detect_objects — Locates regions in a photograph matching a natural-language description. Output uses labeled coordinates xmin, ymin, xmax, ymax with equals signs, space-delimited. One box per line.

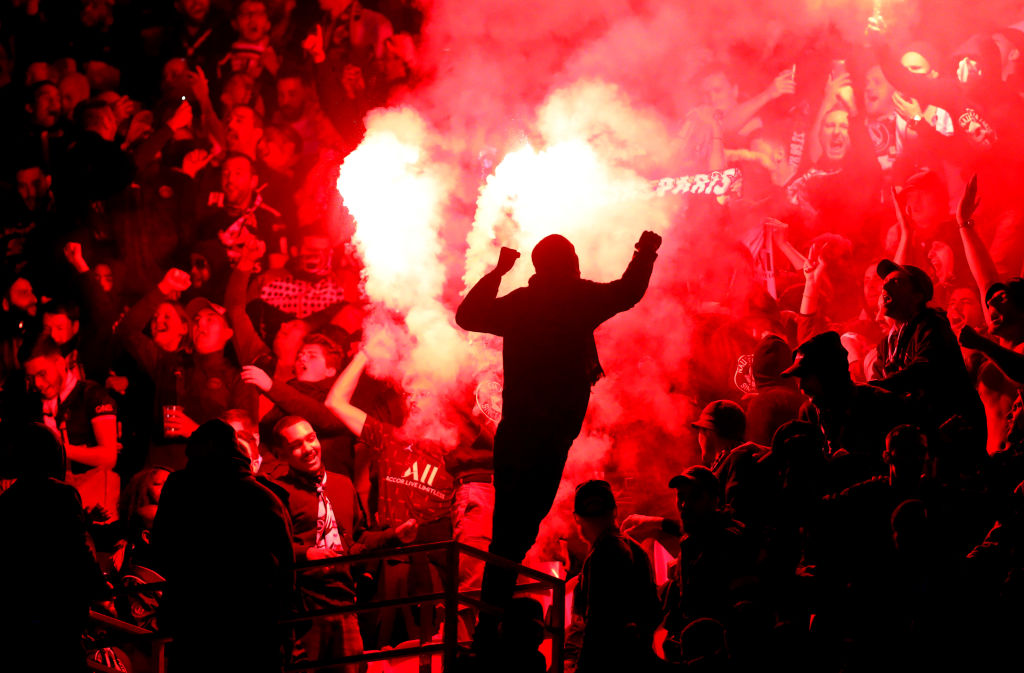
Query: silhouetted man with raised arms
xmin=456 ymin=230 xmax=662 ymax=650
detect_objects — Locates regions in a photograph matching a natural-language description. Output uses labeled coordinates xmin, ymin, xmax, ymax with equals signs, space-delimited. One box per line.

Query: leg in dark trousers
xmin=475 ymin=420 xmax=573 ymax=648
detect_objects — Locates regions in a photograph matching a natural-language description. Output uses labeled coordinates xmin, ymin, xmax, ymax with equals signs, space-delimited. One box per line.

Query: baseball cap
xmin=668 ymin=465 xmax=721 ymax=497
xmin=876 ymin=259 xmax=934 ymax=303
xmin=185 ymin=296 xmax=227 ymax=321
xmin=574 ymin=479 xmax=617 ymax=517
xmin=985 ymin=278 xmax=1024 ymax=309
xmin=781 ymin=331 xmax=848 ymax=378
xmin=691 ymin=400 xmax=746 ymax=442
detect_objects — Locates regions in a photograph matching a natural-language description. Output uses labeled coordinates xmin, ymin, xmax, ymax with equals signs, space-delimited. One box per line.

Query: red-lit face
xmin=227 ymin=419 xmax=262 ymax=472
xmin=281 ymin=420 xmax=322 ymax=475
xmin=152 ymin=302 xmax=189 ymax=351
xmin=94 ymin=264 xmax=114 ymax=293
xmin=192 ymin=309 xmax=232 ymax=354
xmin=30 ymin=84 xmax=60 ymax=129
xmin=234 ymin=1 xmax=271 ymax=43
xmin=7 ymin=277 xmax=38 ymax=316
xmin=16 ymin=166 xmax=49 ymax=212
xmin=901 ymin=51 xmax=932 ymax=76
xmin=701 ymin=72 xmax=738 ymax=113
xmin=226 ymin=106 xmax=262 ymax=154
xmin=987 ymin=290 xmax=1023 ymax=337
xmin=295 ymin=344 xmax=336 ymax=382
xmin=947 ymin=288 xmax=983 ymax=332
xmin=880 ymin=270 xmax=922 ymax=322
xmin=821 ymin=109 xmax=850 ymax=162
xmin=43 ymin=313 xmax=78 ymax=345
xmin=276 ymin=77 xmax=307 ymax=123
xmin=221 ymin=156 xmax=257 ymax=208
xmin=178 ymin=0 xmax=210 ymax=23
xmin=864 ymin=65 xmax=894 ymax=118
xmin=24 ymin=353 xmax=67 ymax=400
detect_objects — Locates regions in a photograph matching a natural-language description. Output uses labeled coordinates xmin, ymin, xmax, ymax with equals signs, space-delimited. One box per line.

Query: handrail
xmin=92 ymin=540 xmax=565 ymax=673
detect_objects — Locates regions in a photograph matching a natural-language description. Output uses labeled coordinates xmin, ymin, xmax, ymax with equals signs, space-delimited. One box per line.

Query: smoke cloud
xmin=338 ymin=0 xmax=1024 ymax=563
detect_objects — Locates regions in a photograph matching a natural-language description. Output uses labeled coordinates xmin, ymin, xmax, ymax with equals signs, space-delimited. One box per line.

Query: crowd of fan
xmin=4 ymin=1 xmax=1024 ymax=672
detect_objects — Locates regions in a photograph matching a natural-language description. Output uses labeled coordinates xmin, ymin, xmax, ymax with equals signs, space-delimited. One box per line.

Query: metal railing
xmin=88 ymin=540 xmax=565 ymax=673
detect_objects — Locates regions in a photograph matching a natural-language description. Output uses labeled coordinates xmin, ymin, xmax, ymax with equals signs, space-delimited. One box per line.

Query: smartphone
xmin=831 ymin=59 xmax=847 ymax=79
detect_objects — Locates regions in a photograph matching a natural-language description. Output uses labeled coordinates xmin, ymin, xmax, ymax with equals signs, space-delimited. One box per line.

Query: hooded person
xmin=0 ymin=422 xmax=105 ymax=672
xmin=456 ymin=230 xmax=661 ymax=652
xmin=743 ymin=334 xmax=807 ymax=446
xmin=150 ymin=420 xmax=294 ymax=673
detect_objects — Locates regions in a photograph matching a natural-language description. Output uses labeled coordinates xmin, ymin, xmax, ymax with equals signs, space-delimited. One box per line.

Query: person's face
xmin=234 ymin=1 xmax=271 ymax=43
xmin=821 ymin=109 xmax=850 ymax=162
xmin=81 ymin=0 xmax=113 ymax=28
xmin=947 ymin=288 xmax=983 ymax=331
xmin=904 ymin=188 xmax=947 ymax=232
xmin=863 ymin=65 xmax=895 ymax=118
xmin=152 ymin=302 xmax=189 ymax=349
xmin=926 ymin=241 xmax=955 ymax=283
xmin=16 ymin=166 xmax=49 ymax=212
xmin=227 ymin=419 xmax=262 ymax=472
xmin=24 ymin=353 xmax=67 ymax=400
xmin=178 ymin=0 xmax=210 ymax=23
xmin=676 ymin=485 xmax=715 ymax=527
xmin=281 ymin=420 xmax=322 ymax=474
xmin=298 ymin=236 xmax=331 ymax=275
xmin=380 ymin=37 xmax=412 ymax=83
xmin=43 ymin=313 xmax=78 ymax=345
xmin=796 ymin=370 xmax=824 ymax=401
xmin=93 ymin=263 xmax=114 ymax=293
xmin=697 ymin=429 xmax=714 ymax=467
xmin=295 ymin=344 xmax=336 ymax=382
xmin=192 ymin=309 xmax=232 ymax=354
xmin=987 ymin=289 xmax=1023 ymax=337
xmin=257 ymin=128 xmax=298 ymax=172
xmin=226 ymin=106 xmax=262 ymax=153
xmin=145 ymin=469 xmax=169 ymax=505
xmin=7 ymin=278 xmax=38 ymax=316
xmin=273 ymin=319 xmax=309 ymax=360
xmin=30 ymin=84 xmax=61 ymax=129
xmin=901 ymin=51 xmax=932 ymax=76
xmin=880 ymin=270 xmax=923 ymax=321
xmin=701 ymin=72 xmax=738 ymax=113
xmin=275 ymin=77 xmax=306 ymax=123
xmin=59 ymin=76 xmax=90 ymax=120
xmin=221 ymin=156 xmax=257 ymax=207
xmin=863 ymin=264 xmax=883 ymax=312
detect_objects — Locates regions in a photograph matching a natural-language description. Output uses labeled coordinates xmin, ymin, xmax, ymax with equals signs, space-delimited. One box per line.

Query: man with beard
xmin=194 ymin=152 xmax=286 ymax=269
xmin=1 ymin=160 xmax=60 ymax=278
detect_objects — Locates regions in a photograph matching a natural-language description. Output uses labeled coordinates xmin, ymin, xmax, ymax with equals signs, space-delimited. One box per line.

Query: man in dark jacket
xmin=873 ymin=259 xmax=987 ymax=460
xmin=271 ymin=415 xmax=412 ymax=671
xmin=456 ymin=231 xmax=661 ymax=646
xmin=566 ymin=480 xmax=660 ymax=673
xmin=151 ymin=420 xmax=295 ymax=673
xmin=784 ymin=331 xmax=903 ymax=475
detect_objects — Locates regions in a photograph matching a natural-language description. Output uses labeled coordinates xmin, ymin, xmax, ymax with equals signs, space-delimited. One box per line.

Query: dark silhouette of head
xmin=531 ymin=234 xmax=580 ymax=280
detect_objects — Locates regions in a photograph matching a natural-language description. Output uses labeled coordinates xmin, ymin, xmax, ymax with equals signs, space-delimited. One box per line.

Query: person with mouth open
xmin=871 ymin=258 xmax=987 ymax=464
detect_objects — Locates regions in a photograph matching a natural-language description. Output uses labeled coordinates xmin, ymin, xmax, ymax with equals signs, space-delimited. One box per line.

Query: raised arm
xmin=455 ymin=246 xmax=520 ymax=335
xmin=956 ymin=176 xmax=1000 ymax=315
xmin=720 ymin=69 xmax=795 ymax=138
xmin=584 ymin=231 xmax=661 ymax=326
xmin=322 ymin=353 xmax=370 ymax=438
